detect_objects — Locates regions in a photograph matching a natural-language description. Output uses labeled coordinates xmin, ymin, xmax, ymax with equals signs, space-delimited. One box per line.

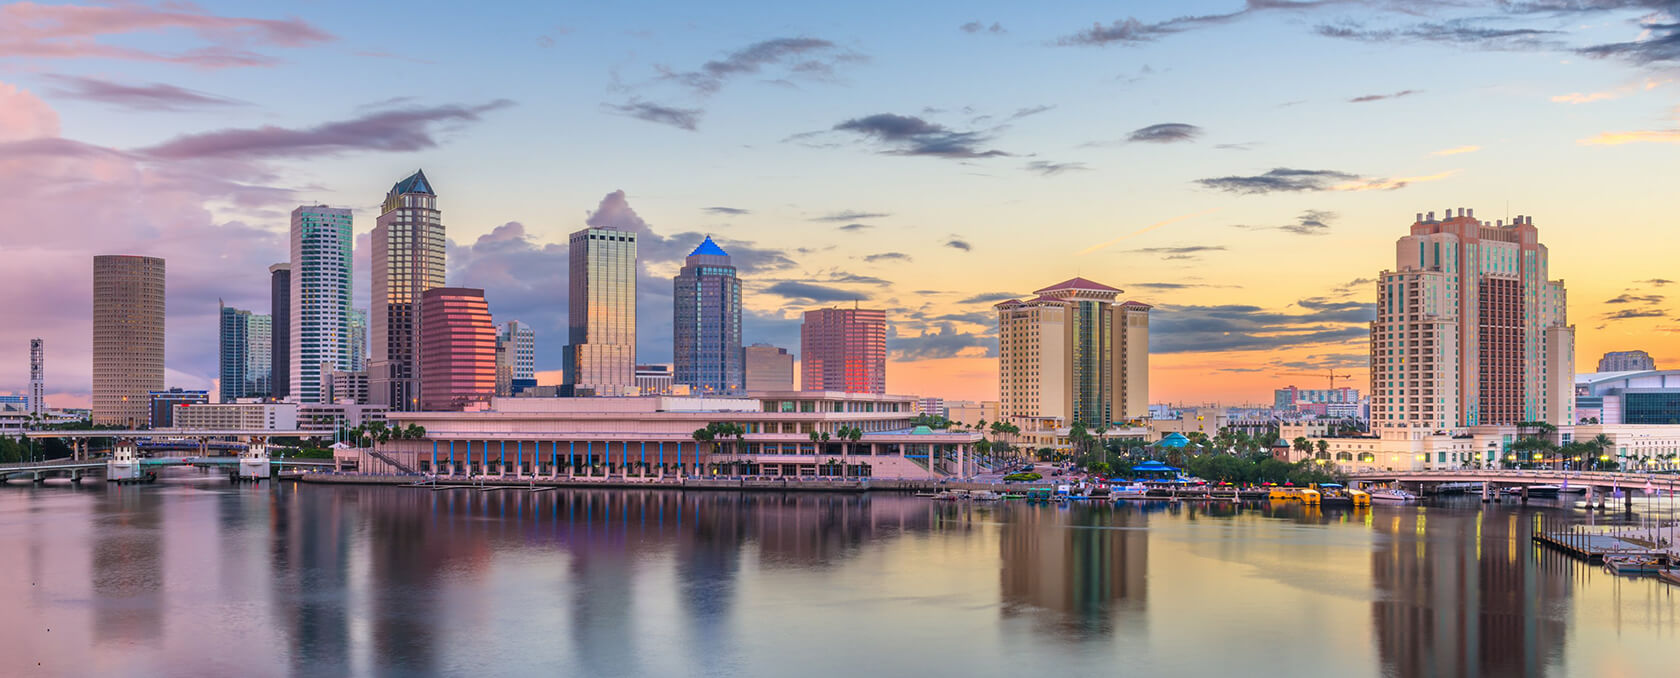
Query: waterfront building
xmin=219 ymin=302 xmax=272 ymax=401
xmin=92 ymin=255 xmax=165 ymax=427
xmin=363 ymin=391 xmax=982 ymax=479
xmin=269 ymin=263 xmax=291 ymax=399
xmin=370 ymin=170 xmax=445 ymax=411
xmin=322 ymin=365 xmax=370 ymax=405
xmin=496 ymin=320 xmax=535 ymax=397
xmin=298 ymin=403 xmax=387 ymax=434
xmin=994 ymin=278 xmax=1150 ymax=431
xmin=800 ymin=308 xmax=886 ymax=394
xmin=0 ymin=395 xmax=27 ymax=410
xmin=171 ymin=402 xmax=298 ymax=431
xmin=743 ymin=343 xmax=794 ymax=392
xmin=673 ymin=236 xmax=744 ymax=394
xmin=1597 ymin=350 xmax=1656 ymax=373
xmin=418 ymin=287 xmax=496 ymax=412
xmin=28 ymin=338 xmax=43 ymax=415
xmin=1574 ymin=370 xmax=1680 ymax=425
xmin=290 ymin=205 xmax=354 ymax=404
xmin=148 ymin=388 xmax=207 ymax=428
xmin=564 ymin=222 xmax=638 ymax=396
xmin=635 ymin=364 xmax=675 ymax=395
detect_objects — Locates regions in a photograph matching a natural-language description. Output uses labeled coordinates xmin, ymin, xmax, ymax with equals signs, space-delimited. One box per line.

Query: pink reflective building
xmin=801 ymin=307 xmax=887 ymax=394
xmin=419 ymin=287 xmax=496 ymax=411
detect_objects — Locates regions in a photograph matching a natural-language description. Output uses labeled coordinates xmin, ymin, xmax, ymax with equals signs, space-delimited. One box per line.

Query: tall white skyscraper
xmin=290 ymin=205 xmax=354 ymax=404
xmin=563 ymin=225 xmax=637 ymax=396
xmin=28 ymin=338 xmax=44 ymax=415
xmin=370 ymin=170 xmax=444 ymax=411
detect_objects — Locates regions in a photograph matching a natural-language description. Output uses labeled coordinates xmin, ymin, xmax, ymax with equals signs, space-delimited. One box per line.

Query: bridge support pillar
xmin=32 ymin=472 xmax=43 ymax=484
xmin=70 ymin=469 xmax=82 ymax=484
xmin=1482 ymin=481 xmax=1490 ymax=503
xmin=1520 ymin=486 xmax=1530 ymax=504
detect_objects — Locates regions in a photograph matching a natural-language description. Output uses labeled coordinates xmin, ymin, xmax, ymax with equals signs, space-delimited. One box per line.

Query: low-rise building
xmin=171 ymin=402 xmax=298 ymax=430
xmin=298 ymin=403 xmax=387 ymax=433
xmin=149 ymin=388 xmax=208 ymax=428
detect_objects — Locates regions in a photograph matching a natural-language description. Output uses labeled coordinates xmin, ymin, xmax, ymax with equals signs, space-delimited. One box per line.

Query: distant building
xmin=349 ymin=308 xmax=368 ymax=371
xmin=947 ymin=400 xmax=1000 ymax=428
xmin=1597 ymin=350 xmax=1656 ymax=373
xmin=298 ymin=403 xmax=387 ymax=433
xmin=743 ymin=343 xmax=794 ymax=392
xmin=371 ymin=170 xmax=445 ymax=411
xmin=995 ymin=277 xmax=1151 ymax=430
xmin=418 ymin=288 xmax=496 ymax=411
xmin=28 ymin=338 xmax=44 ymax=415
xmin=636 ymin=364 xmax=674 ymax=395
xmin=496 ymin=320 xmax=535 ymax=397
xmin=1575 ymin=370 xmax=1680 ymax=425
xmin=673 ymin=236 xmax=743 ymax=394
xmin=322 ymin=365 xmax=369 ymax=405
xmin=290 ymin=205 xmax=354 ymax=404
xmin=1273 ymin=386 xmax=1359 ymax=411
xmin=172 ymin=402 xmax=297 ymax=431
xmin=564 ymin=222 xmax=638 ymax=396
xmin=269 ymin=263 xmax=291 ymax=399
xmin=93 ymin=255 xmax=165 ymax=427
xmin=219 ymin=302 xmax=272 ymax=401
xmin=914 ymin=397 xmax=945 ymax=417
xmin=148 ymin=388 xmax=208 ymax=429
xmin=801 ymin=308 xmax=887 ymax=394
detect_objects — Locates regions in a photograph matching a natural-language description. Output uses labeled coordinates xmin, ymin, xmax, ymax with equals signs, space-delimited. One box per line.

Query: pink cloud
xmin=0 ymin=2 xmax=333 ymax=68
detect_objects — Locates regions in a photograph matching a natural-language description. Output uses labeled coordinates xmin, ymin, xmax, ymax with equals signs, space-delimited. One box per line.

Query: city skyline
xmin=3 ymin=1 xmax=1680 ymax=407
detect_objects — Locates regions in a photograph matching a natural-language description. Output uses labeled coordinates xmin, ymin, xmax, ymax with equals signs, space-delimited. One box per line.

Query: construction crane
xmin=1278 ymin=369 xmax=1356 ymax=391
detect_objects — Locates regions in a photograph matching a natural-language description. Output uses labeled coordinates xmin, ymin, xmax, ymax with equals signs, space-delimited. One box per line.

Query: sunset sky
xmin=2 ymin=0 xmax=1678 ymax=408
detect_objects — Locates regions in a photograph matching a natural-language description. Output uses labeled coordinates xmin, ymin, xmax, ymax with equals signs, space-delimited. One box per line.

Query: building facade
xmin=673 ymin=236 xmax=744 ymax=395
xmin=322 ymin=366 xmax=370 ymax=405
xmin=349 ymin=308 xmax=368 ymax=371
xmin=28 ymin=338 xmax=43 ymax=415
xmin=800 ymin=308 xmax=887 ymax=394
xmin=1371 ymin=209 xmax=1573 ymax=437
xmin=1597 ymin=350 xmax=1656 ymax=373
xmin=418 ymin=287 xmax=496 ymax=412
xmin=1273 ymin=386 xmax=1360 ymax=410
xmin=172 ymin=402 xmax=298 ymax=431
xmin=564 ymin=224 xmax=637 ymax=396
xmin=148 ymin=388 xmax=208 ymax=428
xmin=290 ymin=205 xmax=354 ymax=404
xmin=635 ymin=364 xmax=675 ymax=395
xmin=994 ymin=278 xmax=1150 ymax=430
xmin=92 ymin=255 xmax=165 ymax=427
xmin=268 ymin=263 xmax=290 ymax=399
xmin=219 ymin=302 xmax=272 ymax=402
xmin=370 ymin=170 xmax=445 ymax=411
xmin=744 ymin=343 xmax=794 ymax=392
xmin=496 ymin=320 xmax=535 ymax=397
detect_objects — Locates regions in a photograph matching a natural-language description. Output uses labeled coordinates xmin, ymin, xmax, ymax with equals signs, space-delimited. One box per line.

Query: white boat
xmin=1110 ymin=483 xmax=1152 ymax=500
xmin=1369 ymin=488 xmax=1419 ymax=503
xmin=970 ymin=490 xmax=1003 ymax=501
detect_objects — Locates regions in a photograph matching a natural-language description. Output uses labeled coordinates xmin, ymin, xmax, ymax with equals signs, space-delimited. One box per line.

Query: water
xmin=1 ymin=471 xmax=1677 ymax=677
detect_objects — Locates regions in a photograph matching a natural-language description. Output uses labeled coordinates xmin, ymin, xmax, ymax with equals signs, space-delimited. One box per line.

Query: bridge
xmin=5 ymin=431 xmax=332 ymax=485
xmin=1348 ymin=469 xmax=1680 ymax=508
xmin=21 ymin=429 xmax=326 ymax=460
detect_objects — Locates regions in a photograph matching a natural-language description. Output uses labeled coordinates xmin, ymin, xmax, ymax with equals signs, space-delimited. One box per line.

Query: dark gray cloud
xmin=1640 ymin=278 xmax=1675 ymax=286
xmin=1149 ymin=302 xmax=1372 ymax=354
xmin=1196 ymin=168 xmax=1358 ymax=194
xmin=958 ymin=292 xmax=1020 ymax=304
xmin=142 ymin=99 xmax=514 ymax=159
xmin=1127 ymin=282 xmax=1225 ymax=290
xmin=45 ymin=75 xmax=246 ymax=112
xmin=812 ymin=210 xmax=890 ymax=222
xmin=1348 ymin=89 xmax=1421 ymax=103
xmin=1128 ymin=122 xmax=1202 ymax=143
xmin=1578 ymin=21 xmax=1680 ymax=64
xmin=764 ymin=281 xmax=864 ymax=303
xmin=666 ymin=37 xmax=858 ymax=95
xmin=1128 ymin=245 xmax=1227 ymax=261
xmin=1314 ymin=20 xmax=1562 ymax=50
xmin=960 ymin=21 xmax=1006 ymax=34
xmin=1058 ymin=2 xmax=1349 ymax=46
xmin=1604 ymin=308 xmax=1667 ymax=320
xmin=946 ymin=239 xmax=973 ymax=251
xmin=837 ymin=223 xmax=873 ymax=231
xmin=890 ymin=322 xmax=997 ymax=360
xmin=1606 ymin=293 xmax=1665 ymax=304
xmin=1009 ymin=104 xmax=1056 ymax=119
xmin=1295 ymin=298 xmax=1377 ymax=320
xmin=865 ymin=252 xmax=912 ymax=263
xmin=832 ymin=113 xmax=1010 ymax=159
xmin=704 ymin=206 xmax=750 ymax=215
xmin=607 ymin=100 xmax=701 ymax=131
xmin=1234 ymin=209 xmax=1337 ymax=235
xmin=1024 ymin=160 xmax=1090 ymax=175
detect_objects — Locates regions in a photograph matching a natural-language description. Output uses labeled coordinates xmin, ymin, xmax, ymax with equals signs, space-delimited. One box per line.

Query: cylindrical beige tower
xmin=92 ymin=255 xmax=165 ymax=428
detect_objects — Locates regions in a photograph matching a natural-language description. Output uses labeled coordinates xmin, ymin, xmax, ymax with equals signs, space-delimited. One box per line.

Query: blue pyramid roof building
xmin=689 ymin=235 xmax=729 ymax=258
xmin=391 ymin=169 xmax=434 ymax=196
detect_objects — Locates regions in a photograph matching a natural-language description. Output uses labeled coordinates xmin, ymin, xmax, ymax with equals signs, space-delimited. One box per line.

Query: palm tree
xmin=1589 ymin=433 xmax=1615 ymax=470
xmin=1314 ymin=439 xmax=1329 ymax=459
xmin=836 ymin=425 xmax=863 ymax=477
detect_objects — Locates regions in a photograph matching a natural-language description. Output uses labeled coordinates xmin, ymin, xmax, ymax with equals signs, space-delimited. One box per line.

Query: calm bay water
xmin=1 ymin=470 xmax=1677 ymax=677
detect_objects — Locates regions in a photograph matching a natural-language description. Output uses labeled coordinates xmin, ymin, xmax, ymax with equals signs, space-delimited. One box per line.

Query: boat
xmin=1110 ymin=483 xmax=1152 ymax=501
xmin=1268 ymin=487 xmax=1321 ymax=505
xmin=1369 ymin=488 xmax=1419 ymax=503
xmin=1315 ymin=484 xmax=1370 ymax=508
xmin=970 ymin=490 xmax=1002 ymax=502
xmin=1658 ymin=569 xmax=1680 ymax=586
xmin=1604 ymin=554 xmax=1665 ymax=575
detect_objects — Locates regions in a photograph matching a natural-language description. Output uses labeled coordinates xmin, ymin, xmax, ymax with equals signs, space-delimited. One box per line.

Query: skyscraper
xmin=290 ymin=205 xmax=353 ymax=404
xmin=269 ymin=263 xmax=291 ymax=399
xmin=800 ymin=307 xmax=887 ymax=394
xmin=496 ymin=320 xmax=535 ymax=396
xmin=28 ymin=338 xmax=44 ymax=415
xmin=349 ymin=308 xmax=368 ymax=371
xmin=1371 ymin=209 xmax=1574 ymax=434
xmin=994 ymin=278 xmax=1151 ymax=429
xmin=92 ymin=255 xmax=165 ymax=427
xmin=673 ymin=236 xmax=743 ymax=395
xmin=418 ymin=287 xmax=496 ymax=411
xmin=563 ymin=223 xmax=637 ymax=396
xmin=744 ymin=343 xmax=794 ymax=392
xmin=219 ymin=301 xmax=250 ymax=403
xmin=247 ymin=313 xmax=271 ymax=397
xmin=370 ymin=170 xmax=445 ymax=411
xmin=1596 ymin=350 xmax=1655 ymax=373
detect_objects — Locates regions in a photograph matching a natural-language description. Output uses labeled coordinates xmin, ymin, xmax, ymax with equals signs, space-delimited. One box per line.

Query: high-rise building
xmin=801 ymin=307 xmax=887 ymax=394
xmin=148 ymin=387 xmax=207 ymax=428
xmin=28 ymin=338 xmax=44 ymax=415
xmin=290 ymin=205 xmax=354 ymax=404
xmin=1597 ymin=350 xmax=1655 ymax=373
xmin=219 ymin=301 xmax=250 ymax=403
xmin=269 ymin=263 xmax=291 ymax=399
xmin=1371 ymin=209 xmax=1574 ymax=434
xmin=418 ymin=287 xmax=496 ymax=411
xmin=92 ymin=255 xmax=165 ymax=427
xmin=744 ymin=343 xmax=795 ymax=392
xmin=495 ymin=320 xmax=535 ymax=397
xmin=349 ymin=308 xmax=368 ymax=370
xmin=371 ymin=170 xmax=445 ymax=411
xmin=994 ymin=278 xmax=1151 ymax=429
xmin=673 ymin=236 xmax=743 ymax=395
xmin=247 ymin=313 xmax=271 ymax=397
xmin=563 ymin=223 xmax=637 ymax=396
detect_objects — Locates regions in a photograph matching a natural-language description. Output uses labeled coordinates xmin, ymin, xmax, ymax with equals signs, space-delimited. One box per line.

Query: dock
xmin=1533 ymin=531 xmax=1673 ymax=565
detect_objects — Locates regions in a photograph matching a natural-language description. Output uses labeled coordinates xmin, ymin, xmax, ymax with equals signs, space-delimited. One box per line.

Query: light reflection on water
xmin=0 ymin=472 xmax=1676 ymax=677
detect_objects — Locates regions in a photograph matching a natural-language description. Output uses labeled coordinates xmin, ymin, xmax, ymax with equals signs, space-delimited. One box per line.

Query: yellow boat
xmin=1268 ymin=487 xmax=1321 ymax=505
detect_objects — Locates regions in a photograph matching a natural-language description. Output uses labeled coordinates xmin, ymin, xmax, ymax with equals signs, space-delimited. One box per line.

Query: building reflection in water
xmin=90 ymin=486 xmax=163 ymax=644
xmin=1371 ymin=507 xmax=1573 ymax=677
xmin=998 ymin=504 xmax=1149 ymax=637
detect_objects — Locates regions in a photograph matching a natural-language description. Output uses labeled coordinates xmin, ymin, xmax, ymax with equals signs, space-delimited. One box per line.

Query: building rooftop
xmin=391 ymin=169 xmax=434 ymax=196
xmin=1035 ymin=277 xmax=1121 ymax=294
xmin=689 ymin=235 xmax=729 ymax=258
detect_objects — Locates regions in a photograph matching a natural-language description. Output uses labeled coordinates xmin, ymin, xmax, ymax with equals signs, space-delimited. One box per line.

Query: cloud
xmin=890 ymin=322 xmax=995 ymax=360
xmin=703 ymin=206 xmax=750 ymax=215
xmin=837 ymin=223 xmax=873 ymax=232
xmin=1234 ymin=209 xmax=1337 ymax=235
xmin=1127 ymin=282 xmax=1230 ymax=291
xmin=1348 ymin=89 xmax=1421 ymax=103
xmin=1077 ymin=208 xmax=1220 ymax=255
xmin=812 ymin=210 xmax=890 ymax=222
xmin=764 ymin=281 xmax=863 ymax=304
xmin=832 ymin=113 xmax=1010 ymax=159
xmin=664 ymin=37 xmax=859 ymax=95
xmin=1431 ymin=145 xmax=1481 ymax=156
xmin=1579 ymin=128 xmax=1680 ymax=145
xmin=1196 ymin=167 xmax=1359 ymax=194
xmin=946 ymin=239 xmax=973 ymax=251
xmin=0 ymin=2 xmax=334 ymax=67
xmin=1128 ymin=245 xmax=1227 ymax=261
xmin=1606 ymin=293 xmax=1665 ymax=304
xmin=960 ymin=22 xmax=1006 ymax=34
xmin=1552 ymin=78 xmax=1670 ymax=104
xmin=1330 ymin=169 xmax=1460 ymax=191
xmin=1577 ymin=21 xmax=1680 ymax=65
xmin=1127 ymin=122 xmax=1202 ymax=143
xmin=1150 ymin=302 xmax=1372 ymax=354
xmin=1640 ymin=278 xmax=1674 ymax=286
xmin=1024 ymin=160 xmax=1090 ymax=175
xmin=1058 ymin=2 xmax=1351 ymax=47
xmin=1314 ymin=20 xmax=1561 ymax=50
xmin=142 ymin=99 xmax=514 ymax=159
xmin=44 ymin=75 xmax=245 ymax=112
xmin=864 ymin=252 xmax=912 ymax=263
xmin=958 ymin=292 xmax=1020 ymax=304
xmin=607 ymin=100 xmax=700 ymax=131
xmin=1603 ymin=308 xmax=1667 ymax=320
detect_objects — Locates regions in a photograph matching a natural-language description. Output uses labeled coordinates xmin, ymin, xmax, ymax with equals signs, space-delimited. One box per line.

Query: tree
xmin=1292 ymin=436 xmax=1312 ymax=459
xmin=1314 ymin=439 xmax=1329 ymax=459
